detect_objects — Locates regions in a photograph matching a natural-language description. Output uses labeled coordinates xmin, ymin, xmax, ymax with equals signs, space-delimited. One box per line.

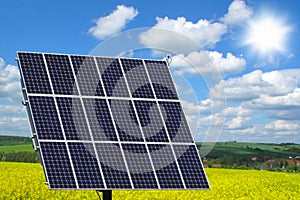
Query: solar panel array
xmin=17 ymin=52 xmax=209 ymax=190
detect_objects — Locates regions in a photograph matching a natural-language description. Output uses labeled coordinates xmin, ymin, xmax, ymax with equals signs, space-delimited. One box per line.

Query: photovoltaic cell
xmin=144 ymin=60 xmax=178 ymax=100
xmin=68 ymin=142 xmax=104 ymax=189
xmin=96 ymin=143 xmax=132 ymax=189
xmin=148 ymin=144 xmax=184 ymax=188
xmin=18 ymin=52 xmax=52 ymax=94
xmin=44 ymin=54 xmax=78 ymax=95
xmin=121 ymin=58 xmax=154 ymax=99
xmin=83 ymin=98 xmax=118 ymax=141
xmin=56 ymin=97 xmax=91 ymax=141
xmin=40 ymin=142 xmax=77 ymax=189
xmin=134 ymin=100 xmax=169 ymax=142
xmin=122 ymin=143 xmax=158 ymax=189
xmin=17 ymin=52 xmax=209 ymax=191
xmin=109 ymin=99 xmax=144 ymax=142
xmin=96 ymin=57 xmax=129 ymax=97
xmin=29 ymin=96 xmax=64 ymax=140
xmin=159 ymin=101 xmax=194 ymax=143
xmin=70 ymin=56 xmax=104 ymax=96
xmin=173 ymin=145 xmax=209 ymax=189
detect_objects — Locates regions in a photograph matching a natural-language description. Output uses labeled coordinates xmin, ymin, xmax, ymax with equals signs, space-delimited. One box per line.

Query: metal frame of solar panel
xmin=17 ymin=52 xmax=209 ymax=191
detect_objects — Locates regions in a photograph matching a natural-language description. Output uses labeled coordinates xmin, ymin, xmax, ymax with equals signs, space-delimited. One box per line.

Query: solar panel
xmin=17 ymin=52 xmax=209 ymax=190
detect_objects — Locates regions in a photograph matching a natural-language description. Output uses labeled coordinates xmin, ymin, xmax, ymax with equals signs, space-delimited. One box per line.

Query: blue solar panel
xmin=174 ymin=145 xmax=209 ymax=189
xmin=68 ymin=142 xmax=105 ymax=189
xmin=96 ymin=143 xmax=132 ymax=189
xmin=122 ymin=143 xmax=158 ymax=189
xmin=83 ymin=98 xmax=118 ymax=141
xmin=159 ymin=101 xmax=194 ymax=143
xmin=148 ymin=144 xmax=184 ymax=188
xmin=120 ymin=58 xmax=155 ymax=99
xmin=109 ymin=99 xmax=144 ymax=142
xmin=70 ymin=56 xmax=105 ymax=96
xmin=18 ymin=52 xmax=52 ymax=94
xmin=29 ymin=96 xmax=64 ymax=140
xmin=44 ymin=54 xmax=78 ymax=95
xmin=56 ymin=97 xmax=91 ymax=141
xmin=134 ymin=100 xmax=169 ymax=142
xmin=17 ymin=52 xmax=209 ymax=190
xmin=40 ymin=142 xmax=77 ymax=189
xmin=144 ymin=60 xmax=178 ymax=100
xmin=95 ymin=57 xmax=129 ymax=97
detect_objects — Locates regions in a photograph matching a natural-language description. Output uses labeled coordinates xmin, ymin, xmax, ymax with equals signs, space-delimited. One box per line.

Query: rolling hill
xmin=197 ymin=141 xmax=300 ymax=159
xmin=0 ymin=136 xmax=299 ymax=160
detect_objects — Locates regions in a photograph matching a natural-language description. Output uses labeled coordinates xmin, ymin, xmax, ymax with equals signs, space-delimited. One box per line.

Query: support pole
xmin=102 ymin=190 xmax=112 ymax=200
xmin=96 ymin=190 xmax=112 ymax=200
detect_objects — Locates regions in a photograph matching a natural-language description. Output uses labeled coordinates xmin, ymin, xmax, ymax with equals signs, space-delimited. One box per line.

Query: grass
xmin=0 ymin=144 xmax=34 ymax=153
xmin=0 ymin=136 xmax=34 ymax=153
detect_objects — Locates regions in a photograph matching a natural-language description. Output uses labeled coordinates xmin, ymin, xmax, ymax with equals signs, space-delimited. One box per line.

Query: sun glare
xmin=245 ymin=15 xmax=290 ymax=55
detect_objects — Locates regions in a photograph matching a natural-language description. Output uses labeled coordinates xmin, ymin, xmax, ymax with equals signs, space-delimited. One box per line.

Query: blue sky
xmin=1 ymin=0 xmax=300 ymax=143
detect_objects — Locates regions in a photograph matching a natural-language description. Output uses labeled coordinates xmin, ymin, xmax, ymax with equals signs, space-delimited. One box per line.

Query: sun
xmin=245 ymin=15 xmax=290 ymax=55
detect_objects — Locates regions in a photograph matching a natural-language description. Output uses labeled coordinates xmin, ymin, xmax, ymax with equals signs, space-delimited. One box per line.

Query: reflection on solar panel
xmin=17 ymin=52 xmax=209 ymax=190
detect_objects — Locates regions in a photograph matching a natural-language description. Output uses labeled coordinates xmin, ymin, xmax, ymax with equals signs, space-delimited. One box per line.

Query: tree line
xmin=0 ymin=152 xmax=39 ymax=163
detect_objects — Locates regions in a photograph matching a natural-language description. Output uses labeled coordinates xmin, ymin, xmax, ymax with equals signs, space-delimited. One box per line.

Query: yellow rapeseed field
xmin=0 ymin=162 xmax=299 ymax=199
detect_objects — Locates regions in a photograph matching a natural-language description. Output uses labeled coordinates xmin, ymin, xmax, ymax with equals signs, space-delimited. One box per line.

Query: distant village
xmin=202 ymin=153 xmax=300 ymax=172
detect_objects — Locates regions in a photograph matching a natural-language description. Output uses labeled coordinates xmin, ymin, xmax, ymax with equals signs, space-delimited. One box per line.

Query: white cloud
xmin=198 ymin=105 xmax=252 ymax=129
xmin=202 ymin=68 xmax=300 ymax=142
xmin=171 ymin=50 xmax=246 ymax=76
xmin=0 ymin=117 xmax=29 ymax=137
xmin=226 ymin=126 xmax=260 ymax=135
xmin=181 ymin=99 xmax=215 ymax=136
xmin=264 ymin=120 xmax=300 ymax=137
xmin=0 ymin=57 xmax=29 ymax=136
xmin=253 ymin=55 xmax=280 ymax=68
xmin=278 ymin=69 xmax=300 ymax=86
xmin=0 ymin=58 xmax=4 ymax=67
xmin=198 ymin=113 xmax=225 ymax=127
xmin=221 ymin=0 xmax=253 ymax=25
xmin=222 ymin=105 xmax=252 ymax=117
xmin=138 ymin=0 xmax=253 ymax=54
xmin=0 ymin=98 xmax=27 ymax=137
xmin=223 ymin=124 xmax=299 ymax=143
xmin=244 ymin=88 xmax=300 ymax=109
xmin=227 ymin=116 xmax=249 ymax=129
xmin=265 ymin=120 xmax=300 ymax=132
xmin=181 ymin=100 xmax=211 ymax=115
xmin=0 ymin=105 xmax=25 ymax=116
xmin=287 ymin=53 xmax=295 ymax=60
xmin=211 ymin=70 xmax=297 ymax=101
xmin=223 ymin=106 xmax=252 ymax=130
xmin=139 ymin=16 xmax=227 ymax=51
xmin=0 ymin=58 xmax=22 ymax=100
xmin=186 ymin=98 xmax=224 ymax=111
xmin=88 ymin=5 xmax=138 ymax=39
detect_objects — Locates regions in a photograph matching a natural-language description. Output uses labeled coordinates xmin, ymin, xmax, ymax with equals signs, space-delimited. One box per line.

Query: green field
xmin=197 ymin=142 xmax=300 ymax=158
xmin=0 ymin=135 xmax=31 ymax=146
xmin=4 ymin=141 xmax=299 ymax=157
xmin=0 ymin=136 xmax=37 ymax=162
xmin=0 ymin=144 xmax=34 ymax=153
xmin=1 ymin=162 xmax=299 ymax=199
xmin=0 ymin=136 xmax=34 ymax=153
xmin=1 ymin=136 xmax=300 ymax=156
